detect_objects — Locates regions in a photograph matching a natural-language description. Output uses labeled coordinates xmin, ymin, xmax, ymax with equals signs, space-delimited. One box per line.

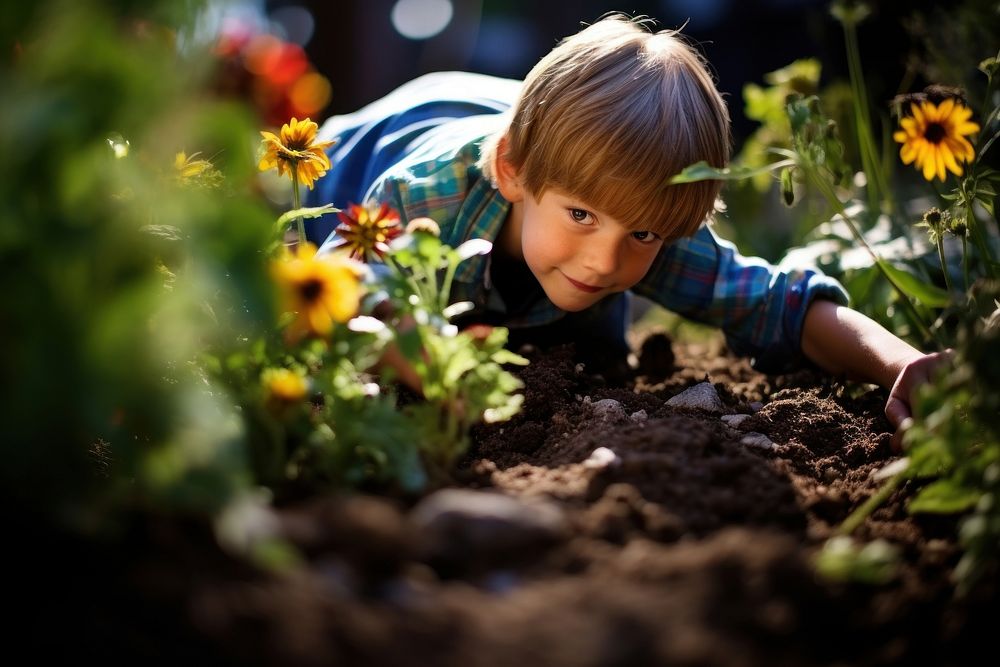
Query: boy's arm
xmin=801 ymin=299 xmax=952 ymax=449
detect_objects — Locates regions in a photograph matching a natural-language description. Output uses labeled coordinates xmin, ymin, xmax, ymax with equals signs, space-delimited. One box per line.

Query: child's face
xmin=519 ymin=187 xmax=665 ymax=312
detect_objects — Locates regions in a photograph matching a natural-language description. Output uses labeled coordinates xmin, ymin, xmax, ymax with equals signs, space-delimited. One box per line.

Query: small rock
xmin=410 ymin=489 xmax=570 ymax=570
xmin=721 ymin=413 xmax=751 ymax=429
xmin=749 ymin=401 xmax=764 ymax=412
xmin=587 ymin=398 xmax=626 ymax=422
xmin=740 ymin=432 xmax=775 ymax=450
xmin=583 ymin=446 xmax=620 ymax=470
xmin=575 ymin=363 xmax=586 ymax=374
xmin=629 ymin=409 xmax=648 ymax=423
xmin=666 ymin=382 xmax=725 ymax=413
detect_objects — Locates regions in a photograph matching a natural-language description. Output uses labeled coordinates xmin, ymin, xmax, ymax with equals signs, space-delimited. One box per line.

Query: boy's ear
xmin=493 ymin=135 xmax=525 ymax=203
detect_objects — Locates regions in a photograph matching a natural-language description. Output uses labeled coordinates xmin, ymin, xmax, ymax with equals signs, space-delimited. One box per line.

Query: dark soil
xmin=15 ymin=334 xmax=998 ymax=665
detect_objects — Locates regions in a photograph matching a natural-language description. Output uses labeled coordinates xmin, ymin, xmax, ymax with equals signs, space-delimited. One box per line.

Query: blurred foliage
xmin=0 ymin=0 xmax=274 ymax=525
xmin=815 ymin=535 xmax=899 ymax=585
xmin=0 ymin=0 xmax=529 ymax=544
xmin=902 ymin=282 xmax=1000 ymax=595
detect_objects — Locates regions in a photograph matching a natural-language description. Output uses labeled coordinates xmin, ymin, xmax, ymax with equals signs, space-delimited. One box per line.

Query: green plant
xmin=898 ymin=284 xmax=1000 ymax=594
xmin=815 ymin=535 xmax=900 ymax=585
xmin=383 ymin=221 xmax=528 ymax=480
xmin=1 ymin=0 xmax=530 ymax=559
xmin=671 ymin=0 xmax=1000 ymax=595
xmin=0 ymin=0 xmax=275 ymax=525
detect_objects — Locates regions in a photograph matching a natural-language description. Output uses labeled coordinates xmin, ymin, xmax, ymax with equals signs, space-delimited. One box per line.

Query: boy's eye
xmin=631 ymin=230 xmax=661 ymax=244
xmin=568 ymin=208 xmax=591 ymax=223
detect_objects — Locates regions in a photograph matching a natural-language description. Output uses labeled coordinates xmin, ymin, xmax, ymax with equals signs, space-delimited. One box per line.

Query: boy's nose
xmin=582 ymin=237 xmax=620 ymax=278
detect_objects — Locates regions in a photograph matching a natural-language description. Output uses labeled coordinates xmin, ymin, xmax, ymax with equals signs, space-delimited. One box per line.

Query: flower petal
xmin=943 ymin=149 xmax=963 ymax=177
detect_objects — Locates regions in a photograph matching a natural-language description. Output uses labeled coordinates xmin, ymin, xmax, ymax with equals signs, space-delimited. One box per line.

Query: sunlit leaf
xmin=908 ymin=479 xmax=982 ymax=514
xmin=668 ymin=159 xmax=795 ymax=184
xmin=878 ymin=260 xmax=952 ymax=308
xmin=275 ymin=204 xmax=340 ymax=235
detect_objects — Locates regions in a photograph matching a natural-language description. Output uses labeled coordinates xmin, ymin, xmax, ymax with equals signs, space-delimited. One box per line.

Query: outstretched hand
xmin=885 ymin=349 xmax=955 ymax=451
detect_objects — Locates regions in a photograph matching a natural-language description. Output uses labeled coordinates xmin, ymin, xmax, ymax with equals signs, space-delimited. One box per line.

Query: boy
xmin=307 ymin=14 xmax=948 ymax=449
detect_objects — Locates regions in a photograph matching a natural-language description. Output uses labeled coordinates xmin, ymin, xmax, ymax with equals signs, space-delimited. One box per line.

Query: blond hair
xmin=479 ymin=14 xmax=731 ymax=240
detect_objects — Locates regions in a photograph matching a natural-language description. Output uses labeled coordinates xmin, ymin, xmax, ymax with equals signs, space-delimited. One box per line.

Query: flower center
xmin=925 ymin=122 xmax=946 ymax=144
xmin=299 ymin=278 xmax=324 ymax=303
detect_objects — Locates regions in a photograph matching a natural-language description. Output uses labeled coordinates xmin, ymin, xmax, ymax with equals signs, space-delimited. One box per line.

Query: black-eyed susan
xmin=271 ymin=242 xmax=364 ymax=340
xmin=893 ymin=99 xmax=979 ymax=182
xmin=258 ymin=117 xmax=335 ymax=190
xmin=331 ymin=202 xmax=403 ymax=263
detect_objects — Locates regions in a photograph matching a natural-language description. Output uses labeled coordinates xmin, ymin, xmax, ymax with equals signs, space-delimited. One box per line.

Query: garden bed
xmin=18 ymin=335 xmax=996 ymax=665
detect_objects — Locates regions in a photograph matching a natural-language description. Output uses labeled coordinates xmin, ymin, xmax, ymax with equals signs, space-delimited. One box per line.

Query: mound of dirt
xmin=14 ymin=337 xmax=997 ymax=666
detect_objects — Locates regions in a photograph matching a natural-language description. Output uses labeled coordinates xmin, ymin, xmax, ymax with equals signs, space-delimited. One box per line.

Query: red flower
xmin=332 ymin=202 xmax=403 ymax=263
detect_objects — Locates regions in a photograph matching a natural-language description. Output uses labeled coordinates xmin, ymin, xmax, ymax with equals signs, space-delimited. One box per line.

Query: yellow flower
xmin=258 ymin=117 xmax=335 ymax=190
xmin=893 ymin=99 xmax=979 ymax=182
xmin=331 ymin=202 xmax=403 ymax=263
xmin=262 ymin=368 xmax=309 ymax=404
xmin=271 ymin=242 xmax=364 ymax=340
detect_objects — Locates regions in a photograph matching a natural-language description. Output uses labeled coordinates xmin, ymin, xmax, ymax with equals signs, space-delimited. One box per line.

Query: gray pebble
xmin=740 ymin=432 xmax=775 ymax=450
xmin=666 ymin=382 xmax=726 ymax=413
xmin=410 ymin=489 xmax=570 ymax=566
xmin=629 ymin=409 xmax=648 ymax=423
xmin=587 ymin=398 xmax=627 ymax=422
xmin=721 ymin=413 xmax=751 ymax=428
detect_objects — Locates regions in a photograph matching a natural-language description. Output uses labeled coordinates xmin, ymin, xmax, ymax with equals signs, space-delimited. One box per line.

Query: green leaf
xmin=275 ymin=204 xmax=340 ymax=236
xmin=878 ymin=260 xmax=952 ymax=308
xmin=908 ymin=479 xmax=982 ymax=514
xmin=979 ymin=196 xmax=995 ymax=217
xmin=668 ymin=159 xmax=795 ymax=185
xmin=492 ymin=349 xmax=530 ymax=366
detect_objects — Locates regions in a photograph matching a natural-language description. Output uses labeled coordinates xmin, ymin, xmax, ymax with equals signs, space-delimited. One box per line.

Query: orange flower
xmin=271 ymin=242 xmax=364 ymax=340
xmin=259 ymin=117 xmax=335 ymax=189
xmin=332 ymin=202 xmax=403 ymax=263
xmin=893 ymin=99 xmax=979 ymax=182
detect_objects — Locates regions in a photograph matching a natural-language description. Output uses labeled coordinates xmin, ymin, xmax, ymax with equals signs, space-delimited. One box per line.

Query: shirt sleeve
xmin=633 ymin=225 xmax=850 ymax=373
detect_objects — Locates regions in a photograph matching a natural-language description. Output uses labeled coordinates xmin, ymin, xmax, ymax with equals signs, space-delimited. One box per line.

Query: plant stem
xmin=440 ymin=257 xmax=458 ymax=313
xmin=291 ymin=164 xmax=305 ymax=246
xmin=964 ymin=195 xmax=998 ymax=279
xmin=842 ymin=20 xmax=887 ymax=218
xmin=936 ymin=236 xmax=954 ymax=293
xmin=962 ymin=234 xmax=970 ymax=292
xmin=839 ymin=471 xmax=905 ymax=536
xmin=387 ymin=254 xmax=427 ymax=306
xmin=811 ymin=172 xmax=935 ymax=343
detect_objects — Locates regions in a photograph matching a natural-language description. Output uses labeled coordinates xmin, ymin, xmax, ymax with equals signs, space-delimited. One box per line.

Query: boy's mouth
xmin=562 ymin=273 xmax=603 ymax=293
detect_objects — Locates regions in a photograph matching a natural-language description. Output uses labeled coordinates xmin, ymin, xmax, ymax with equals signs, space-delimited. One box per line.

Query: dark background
xmin=267 ymin=0 xmax=951 ymax=150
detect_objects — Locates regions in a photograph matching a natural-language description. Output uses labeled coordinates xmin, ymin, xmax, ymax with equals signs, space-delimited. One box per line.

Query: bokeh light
xmin=270 ymin=5 xmax=315 ymax=46
xmin=390 ymin=0 xmax=454 ymax=40
xmin=289 ymin=72 xmax=332 ymax=117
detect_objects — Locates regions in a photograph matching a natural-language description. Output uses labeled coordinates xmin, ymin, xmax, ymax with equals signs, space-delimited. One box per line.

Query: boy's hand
xmin=885 ymin=349 xmax=954 ymax=451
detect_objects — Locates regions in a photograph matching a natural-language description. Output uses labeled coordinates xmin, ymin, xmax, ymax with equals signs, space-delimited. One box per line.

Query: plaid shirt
xmin=310 ymin=73 xmax=849 ymax=371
